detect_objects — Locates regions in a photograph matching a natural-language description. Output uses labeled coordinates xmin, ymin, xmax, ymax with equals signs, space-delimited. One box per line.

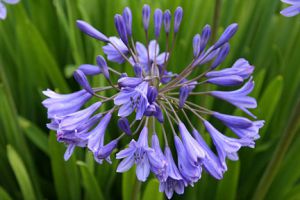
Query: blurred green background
xmin=0 ymin=0 xmax=300 ymax=199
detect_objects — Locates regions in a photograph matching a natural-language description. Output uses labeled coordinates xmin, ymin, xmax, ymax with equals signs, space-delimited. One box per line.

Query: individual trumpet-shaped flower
xmin=0 ymin=0 xmax=20 ymax=20
xmin=211 ymin=77 xmax=257 ymax=118
xmin=55 ymin=113 xmax=103 ymax=161
xmin=86 ymin=112 xmax=112 ymax=164
xmin=192 ymin=129 xmax=224 ymax=179
xmin=114 ymin=81 xmax=149 ymax=120
xmin=116 ymin=127 xmax=159 ymax=182
xmin=174 ymin=135 xmax=202 ymax=186
xmin=204 ymin=120 xmax=254 ymax=170
xmin=281 ymin=0 xmax=300 ymax=17
xmin=50 ymin=102 xmax=101 ymax=132
xmin=159 ymin=147 xmax=185 ymax=199
xmin=150 ymin=134 xmax=168 ymax=182
xmin=43 ymin=4 xmax=264 ymax=199
xmin=206 ymin=58 xmax=254 ymax=80
xmin=42 ymin=89 xmax=92 ymax=118
xmin=178 ymin=122 xmax=205 ymax=166
xmin=213 ymin=112 xmax=264 ymax=140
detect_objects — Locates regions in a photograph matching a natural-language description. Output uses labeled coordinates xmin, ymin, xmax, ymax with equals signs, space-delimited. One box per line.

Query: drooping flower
xmin=178 ymin=122 xmax=205 ymax=166
xmin=192 ymin=129 xmax=224 ymax=179
xmin=203 ymin=120 xmax=254 ymax=169
xmin=43 ymin=5 xmax=264 ymax=199
xmin=281 ymin=0 xmax=300 ymax=17
xmin=159 ymin=147 xmax=185 ymax=199
xmin=0 ymin=0 xmax=20 ymax=20
xmin=174 ymin=135 xmax=202 ymax=186
xmin=86 ymin=112 xmax=112 ymax=164
xmin=150 ymin=134 xmax=168 ymax=182
xmin=210 ymin=77 xmax=257 ymax=118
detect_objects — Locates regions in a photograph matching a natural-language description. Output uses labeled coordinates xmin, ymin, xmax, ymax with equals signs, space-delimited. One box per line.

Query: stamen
xmin=182 ymin=109 xmax=195 ymax=130
xmin=161 ymin=124 xmax=169 ymax=146
xmin=131 ymin=117 xmax=146 ymax=136
xmin=160 ymin=104 xmax=177 ymax=136
xmin=163 ymin=97 xmax=180 ymax=122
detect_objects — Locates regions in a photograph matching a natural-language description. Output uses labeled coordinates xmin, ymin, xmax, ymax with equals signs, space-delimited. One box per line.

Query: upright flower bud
xmin=154 ymin=9 xmax=163 ymax=38
xmin=96 ymin=55 xmax=110 ymax=80
xmin=76 ymin=20 xmax=109 ymax=42
xmin=114 ymin=14 xmax=128 ymax=45
xmin=193 ymin=34 xmax=201 ymax=58
xmin=214 ymin=23 xmax=238 ymax=49
xmin=163 ymin=10 xmax=171 ymax=34
xmin=122 ymin=7 xmax=132 ymax=37
xmin=174 ymin=7 xmax=183 ymax=33
xmin=73 ymin=70 xmax=94 ymax=95
xmin=118 ymin=117 xmax=131 ymax=135
xmin=142 ymin=4 xmax=151 ymax=31
xmin=200 ymin=25 xmax=211 ymax=52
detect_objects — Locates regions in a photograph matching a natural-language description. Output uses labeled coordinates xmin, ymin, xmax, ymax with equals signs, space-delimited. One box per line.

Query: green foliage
xmin=0 ymin=0 xmax=300 ymax=200
xmin=6 ymin=145 xmax=36 ymax=200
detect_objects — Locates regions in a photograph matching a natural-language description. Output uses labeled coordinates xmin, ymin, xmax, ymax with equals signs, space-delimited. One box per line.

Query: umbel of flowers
xmin=42 ymin=5 xmax=264 ymax=199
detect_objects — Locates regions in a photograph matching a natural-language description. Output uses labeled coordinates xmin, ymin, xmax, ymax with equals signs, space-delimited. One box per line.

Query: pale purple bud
xmin=142 ymin=4 xmax=151 ymax=31
xmin=214 ymin=23 xmax=238 ymax=49
xmin=154 ymin=9 xmax=163 ymax=38
xmin=211 ymin=43 xmax=230 ymax=69
xmin=96 ymin=55 xmax=110 ymax=80
xmin=118 ymin=77 xmax=143 ymax=88
xmin=118 ymin=118 xmax=131 ymax=135
xmin=73 ymin=70 xmax=94 ymax=94
xmin=76 ymin=20 xmax=109 ymax=42
xmin=78 ymin=64 xmax=102 ymax=76
xmin=122 ymin=7 xmax=132 ymax=37
xmin=147 ymin=86 xmax=158 ymax=104
xmin=174 ymin=7 xmax=183 ymax=33
xmin=207 ymin=75 xmax=243 ymax=86
xmin=193 ymin=34 xmax=201 ymax=58
xmin=114 ymin=14 xmax=128 ymax=45
xmin=133 ymin=63 xmax=142 ymax=78
xmin=200 ymin=25 xmax=211 ymax=52
xmin=163 ymin=10 xmax=171 ymax=34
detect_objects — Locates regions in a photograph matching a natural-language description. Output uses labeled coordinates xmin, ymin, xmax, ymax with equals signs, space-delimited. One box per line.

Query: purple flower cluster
xmin=281 ymin=0 xmax=300 ymax=17
xmin=42 ymin=5 xmax=264 ymax=199
xmin=0 ymin=0 xmax=19 ymax=20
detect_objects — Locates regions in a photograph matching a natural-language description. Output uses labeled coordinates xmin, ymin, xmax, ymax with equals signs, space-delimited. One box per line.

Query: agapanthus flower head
xmin=281 ymin=0 xmax=300 ymax=17
xmin=42 ymin=4 xmax=264 ymax=199
xmin=0 ymin=0 xmax=20 ymax=20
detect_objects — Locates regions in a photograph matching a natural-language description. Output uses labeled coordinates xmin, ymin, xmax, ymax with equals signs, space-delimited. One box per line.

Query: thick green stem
xmin=252 ymin=98 xmax=300 ymax=200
